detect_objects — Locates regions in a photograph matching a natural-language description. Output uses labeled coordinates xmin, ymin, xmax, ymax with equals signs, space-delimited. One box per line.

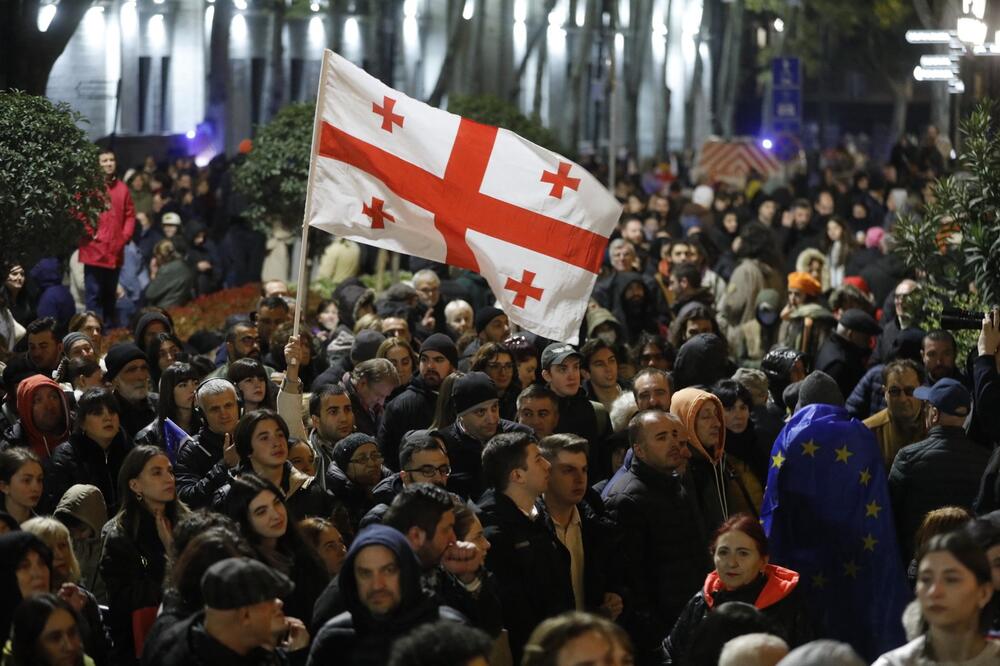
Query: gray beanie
xmin=795 ymin=371 xmax=844 ymax=412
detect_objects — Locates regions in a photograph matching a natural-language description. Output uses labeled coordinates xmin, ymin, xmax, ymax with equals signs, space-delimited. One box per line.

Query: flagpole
xmin=293 ymin=49 xmax=334 ymax=339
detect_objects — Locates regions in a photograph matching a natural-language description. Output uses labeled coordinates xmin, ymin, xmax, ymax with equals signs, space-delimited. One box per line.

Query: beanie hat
xmin=732 ymin=368 xmax=769 ymax=408
xmin=795 ymin=371 xmax=844 ymax=411
xmin=62 ymin=332 xmax=91 ymax=352
xmin=841 ymin=276 xmax=871 ymax=296
xmin=474 ymin=307 xmax=505 ymax=335
xmin=419 ymin=333 xmax=458 ymax=368
xmin=865 ymin=226 xmax=885 ymax=249
xmin=104 ymin=343 xmax=147 ymax=382
xmin=787 ymin=272 xmax=822 ymax=297
xmin=332 ymin=432 xmax=378 ymax=471
xmin=452 ymin=372 xmax=498 ymax=415
xmin=350 ymin=330 xmax=386 ymax=364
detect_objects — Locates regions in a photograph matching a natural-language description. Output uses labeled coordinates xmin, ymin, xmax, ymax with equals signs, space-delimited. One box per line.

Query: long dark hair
xmin=226 ymin=358 xmax=277 ymax=410
xmin=9 ymin=593 xmax=82 ymax=666
xmin=157 ymin=362 xmax=202 ymax=438
xmin=221 ymin=474 xmax=323 ymax=572
xmin=145 ymin=332 xmax=186 ymax=386
xmin=112 ymin=445 xmax=187 ymax=540
xmin=233 ymin=409 xmax=290 ymax=462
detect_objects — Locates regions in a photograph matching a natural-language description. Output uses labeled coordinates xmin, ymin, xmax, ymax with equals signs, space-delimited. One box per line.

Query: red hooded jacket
xmin=15 ymin=375 xmax=71 ymax=460
xmin=79 ymin=177 xmax=136 ymax=269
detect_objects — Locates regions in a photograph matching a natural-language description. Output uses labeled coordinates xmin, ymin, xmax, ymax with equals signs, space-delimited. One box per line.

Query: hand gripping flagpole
xmin=293 ymin=49 xmax=334 ymax=340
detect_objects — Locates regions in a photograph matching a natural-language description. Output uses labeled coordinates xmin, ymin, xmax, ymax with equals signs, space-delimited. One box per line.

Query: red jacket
xmin=79 ymin=178 xmax=136 ymax=269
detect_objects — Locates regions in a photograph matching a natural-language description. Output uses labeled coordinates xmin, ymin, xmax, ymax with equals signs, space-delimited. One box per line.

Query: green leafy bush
xmin=0 ymin=91 xmax=105 ymax=273
xmin=234 ymin=102 xmax=315 ymax=233
xmin=893 ymin=100 xmax=1000 ymax=355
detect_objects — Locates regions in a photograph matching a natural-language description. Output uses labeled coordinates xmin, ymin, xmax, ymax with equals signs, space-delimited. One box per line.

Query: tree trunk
xmin=507 ymin=0 xmax=558 ymax=102
xmin=205 ymin=0 xmax=232 ymax=155
xmin=466 ymin=0 xmax=488 ymax=94
xmin=565 ymin=0 xmax=598 ymax=156
xmin=683 ymin=0 xmax=712 ymax=151
xmin=1 ymin=0 xmax=91 ymax=95
xmin=267 ymin=1 xmax=286 ymax=122
xmin=715 ymin=0 xmax=743 ymax=138
xmin=427 ymin=0 xmax=468 ymax=107
xmin=887 ymin=77 xmax=912 ymax=155
xmin=532 ymin=31 xmax=548 ymax=119
xmin=653 ymin=0 xmax=674 ymax=157
xmin=327 ymin=0 xmax=344 ymax=54
xmin=624 ymin=0 xmax=654 ymax=158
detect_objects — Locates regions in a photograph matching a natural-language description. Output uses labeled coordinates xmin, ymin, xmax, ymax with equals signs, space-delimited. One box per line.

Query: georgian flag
xmin=305 ymin=50 xmax=621 ymax=343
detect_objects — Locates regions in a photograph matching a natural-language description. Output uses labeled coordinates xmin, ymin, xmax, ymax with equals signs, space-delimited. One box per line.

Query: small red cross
xmin=504 ymin=270 xmax=544 ymax=308
xmin=540 ymin=162 xmax=581 ymax=199
xmin=372 ymin=96 xmax=404 ymax=132
xmin=362 ymin=197 xmax=395 ymax=229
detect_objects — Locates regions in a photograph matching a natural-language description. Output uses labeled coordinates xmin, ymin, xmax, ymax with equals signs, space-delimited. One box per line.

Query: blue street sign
xmin=773 ymin=57 xmax=801 ymax=89
xmin=772 ymin=88 xmax=801 ymax=133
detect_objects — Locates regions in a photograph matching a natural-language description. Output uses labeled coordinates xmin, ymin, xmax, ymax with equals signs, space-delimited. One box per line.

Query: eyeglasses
xmin=486 ymin=362 xmax=515 ymax=372
xmin=886 ymin=386 xmax=917 ymax=397
xmin=350 ymin=452 xmax=384 ymax=465
xmin=406 ymin=464 xmax=452 ymax=478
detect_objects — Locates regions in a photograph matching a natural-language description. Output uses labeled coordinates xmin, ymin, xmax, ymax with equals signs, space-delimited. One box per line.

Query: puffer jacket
xmin=174 ymin=427 xmax=233 ymax=509
xmin=325 ymin=461 xmax=388 ymax=531
xmin=377 ymin=375 xmax=438 ymax=471
xmin=661 ymin=564 xmax=814 ymax=664
xmin=45 ymin=429 xmax=132 ymax=516
xmin=602 ymin=457 xmax=711 ymax=658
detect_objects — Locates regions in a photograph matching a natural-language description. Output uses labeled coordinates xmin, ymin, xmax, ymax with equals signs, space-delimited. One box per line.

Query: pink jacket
xmin=79 ymin=178 xmax=136 ymax=269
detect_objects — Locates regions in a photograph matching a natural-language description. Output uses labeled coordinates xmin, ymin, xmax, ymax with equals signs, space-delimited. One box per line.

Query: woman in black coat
xmin=100 ymin=445 xmax=188 ymax=665
xmin=662 ymin=513 xmax=814 ymax=664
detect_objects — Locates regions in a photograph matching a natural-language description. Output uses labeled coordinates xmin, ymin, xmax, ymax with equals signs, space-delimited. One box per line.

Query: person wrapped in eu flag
xmin=761 ymin=372 xmax=911 ymax=661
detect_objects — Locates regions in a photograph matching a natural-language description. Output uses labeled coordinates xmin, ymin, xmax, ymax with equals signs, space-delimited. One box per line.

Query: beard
xmin=116 ymin=381 xmax=149 ymax=403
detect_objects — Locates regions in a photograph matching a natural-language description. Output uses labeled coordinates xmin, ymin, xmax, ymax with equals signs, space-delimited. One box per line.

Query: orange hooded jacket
xmin=15 ymin=375 xmax=71 ymax=460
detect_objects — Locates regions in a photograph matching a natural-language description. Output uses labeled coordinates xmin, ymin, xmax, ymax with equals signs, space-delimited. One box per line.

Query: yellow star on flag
xmin=801 ymin=440 xmax=820 ymax=457
xmin=865 ymin=500 xmax=883 ymax=519
xmin=771 ymin=452 xmax=786 ymax=469
xmin=834 ymin=444 xmax=853 ymax=463
xmin=862 ymin=533 xmax=878 ymax=551
xmin=859 ymin=468 xmax=872 ymax=486
xmin=812 ymin=572 xmax=827 ymax=589
xmin=843 ymin=560 xmax=860 ymax=578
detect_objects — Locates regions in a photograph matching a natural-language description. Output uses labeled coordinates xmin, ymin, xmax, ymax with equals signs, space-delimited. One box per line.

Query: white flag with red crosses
xmin=304 ymin=50 xmax=621 ymax=343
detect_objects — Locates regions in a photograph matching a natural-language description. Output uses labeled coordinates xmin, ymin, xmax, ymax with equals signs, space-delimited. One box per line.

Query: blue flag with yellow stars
xmin=162 ymin=418 xmax=191 ymax=465
xmin=761 ymin=403 xmax=911 ymax=661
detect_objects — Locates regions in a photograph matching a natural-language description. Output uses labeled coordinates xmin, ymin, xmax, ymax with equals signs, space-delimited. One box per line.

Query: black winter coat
xmin=141 ymin=611 xmax=293 ymax=666
xmin=377 ymin=375 xmax=438 ymax=471
xmin=101 ymin=512 xmax=170 ymax=665
xmin=661 ymin=566 xmax=814 ymax=665
xmin=814 ymin=333 xmax=871 ymax=400
xmin=602 ymin=458 xmax=711 ymax=660
xmin=438 ymin=418 xmax=531 ymax=500
xmin=478 ymin=489 xmax=575 ymax=663
xmin=115 ymin=393 xmax=158 ymax=441
xmin=45 ymin=430 xmax=133 ymax=515
xmin=890 ymin=425 xmax=991 ymax=561
xmin=324 ymin=460 xmax=387 ymax=531
xmin=174 ymin=427 xmax=233 ymax=509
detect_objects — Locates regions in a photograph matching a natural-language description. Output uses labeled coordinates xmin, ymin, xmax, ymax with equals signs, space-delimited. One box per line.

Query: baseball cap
xmin=541 ymin=342 xmax=582 ymax=369
xmin=913 ymin=378 xmax=971 ymax=416
xmin=201 ymin=557 xmax=293 ymax=610
xmin=161 ymin=212 xmax=182 ymax=227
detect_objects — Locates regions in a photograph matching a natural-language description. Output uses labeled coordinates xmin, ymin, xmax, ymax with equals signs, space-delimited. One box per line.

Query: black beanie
xmin=332 ymin=432 xmax=378 ymax=470
xmin=452 ymin=372 xmax=498 ymax=415
xmin=419 ymin=333 xmax=458 ymax=368
xmin=351 ymin=330 xmax=386 ymax=364
xmin=474 ymin=307 xmax=505 ymax=335
xmin=104 ymin=343 xmax=147 ymax=382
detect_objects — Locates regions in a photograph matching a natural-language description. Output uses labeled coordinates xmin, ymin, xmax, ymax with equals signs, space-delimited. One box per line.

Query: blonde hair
xmin=21 ymin=516 xmax=81 ymax=585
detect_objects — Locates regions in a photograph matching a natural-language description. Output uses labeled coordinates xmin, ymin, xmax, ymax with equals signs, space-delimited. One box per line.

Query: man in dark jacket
xmin=342 ymin=358 xmax=399 ymax=438
xmin=378 ymin=333 xmax=457 ymax=470
xmin=307 ymin=524 xmax=463 ymax=666
xmin=371 ymin=430 xmax=450 ymax=507
xmin=438 ymin=372 xmax=531 ymax=500
xmin=602 ymin=409 xmax=709 ymax=664
xmin=477 ymin=431 xmax=575 ymax=662
xmin=541 ymin=343 xmax=609 ymax=450
xmin=814 ymin=309 xmax=881 ymax=400
xmin=175 ymin=379 xmax=240 ymax=508
xmin=141 ymin=557 xmax=309 ymax=666
xmin=383 ymin=483 xmax=502 ymax=637
xmin=890 ymin=378 xmax=989 ymax=562
xmin=104 ymin=343 xmax=158 ymax=439
xmin=538 ymin=433 xmax=624 ymax=618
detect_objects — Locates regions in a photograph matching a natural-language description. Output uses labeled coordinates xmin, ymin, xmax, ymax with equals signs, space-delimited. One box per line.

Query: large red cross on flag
xmin=304 ymin=50 xmax=621 ymax=343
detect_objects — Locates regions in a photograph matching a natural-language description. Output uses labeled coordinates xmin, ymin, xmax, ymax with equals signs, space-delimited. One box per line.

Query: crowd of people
xmin=1 ymin=127 xmax=1000 ymax=666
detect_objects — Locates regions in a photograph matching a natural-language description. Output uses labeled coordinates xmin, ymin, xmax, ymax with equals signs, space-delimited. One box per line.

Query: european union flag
xmin=162 ymin=418 xmax=191 ymax=465
xmin=761 ymin=404 xmax=911 ymax=661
